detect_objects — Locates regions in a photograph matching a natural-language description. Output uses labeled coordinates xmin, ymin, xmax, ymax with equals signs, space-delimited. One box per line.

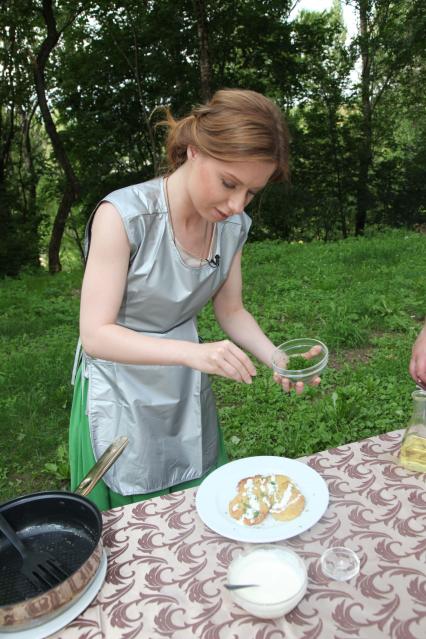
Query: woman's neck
xmin=165 ymin=166 xmax=215 ymax=261
xmin=165 ymin=164 xmax=198 ymax=229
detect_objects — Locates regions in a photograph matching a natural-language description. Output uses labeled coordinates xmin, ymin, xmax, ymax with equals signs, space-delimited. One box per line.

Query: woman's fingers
xmin=220 ymin=342 xmax=256 ymax=383
xmin=302 ymin=345 xmax=322 ymax=359
xmin=202 ymin=340 xmax=256 ymax=383
xmin=294 ymin=381 xmax=304 ymax=395
xmin=273 ymin=372 xmax=321 ymax=393
xmin=274 ymin=372 xmax=290 ymax=392
xmin=220 ymin=349 xmax=254 ymax=383
xmin=229 ymin=342 xmax=257 ymax=381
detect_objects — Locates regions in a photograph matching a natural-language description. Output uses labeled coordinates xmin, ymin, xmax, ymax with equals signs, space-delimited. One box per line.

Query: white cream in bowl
xmin=227 ymin=545 xmax=307 ymax=618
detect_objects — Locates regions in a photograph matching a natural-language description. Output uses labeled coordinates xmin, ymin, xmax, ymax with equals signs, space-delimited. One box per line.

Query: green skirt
xmin=69 ymin=364 xmax=228 ymax=511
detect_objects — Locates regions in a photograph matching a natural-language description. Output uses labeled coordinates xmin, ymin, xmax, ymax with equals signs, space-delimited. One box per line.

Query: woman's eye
xmin=222 ymin=180 xmax=235 ymax=189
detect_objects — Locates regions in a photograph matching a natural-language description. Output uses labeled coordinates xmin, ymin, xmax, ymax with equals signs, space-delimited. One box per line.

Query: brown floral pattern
xmin=52 ymin=431 xmax=426 ymax=639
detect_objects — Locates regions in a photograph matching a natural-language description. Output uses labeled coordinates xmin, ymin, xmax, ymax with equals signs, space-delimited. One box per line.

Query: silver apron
xmin=72 ymin=176 xmax=251 ymax=495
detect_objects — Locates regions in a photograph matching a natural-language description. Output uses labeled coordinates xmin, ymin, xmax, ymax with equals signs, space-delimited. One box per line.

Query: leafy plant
xmin=42 ymin=443 xmax=70 ymax=482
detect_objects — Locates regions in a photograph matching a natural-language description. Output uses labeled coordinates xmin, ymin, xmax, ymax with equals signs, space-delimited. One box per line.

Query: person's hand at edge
xmin=409 ymin=325 xmax=426 ymax=389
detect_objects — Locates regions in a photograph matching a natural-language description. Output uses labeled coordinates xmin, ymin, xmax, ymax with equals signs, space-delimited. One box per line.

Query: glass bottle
xmin=399 ymin=389 xmax=426 ymax=472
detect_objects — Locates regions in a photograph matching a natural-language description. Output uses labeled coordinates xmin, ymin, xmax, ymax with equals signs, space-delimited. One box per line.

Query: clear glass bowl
xmin=272 ymin=338 xmax=329 ymax=384
xmin=320 ymin=547 xmax=360 ymax=581
xmin=227 ymin=545 xmax=308 ymax=619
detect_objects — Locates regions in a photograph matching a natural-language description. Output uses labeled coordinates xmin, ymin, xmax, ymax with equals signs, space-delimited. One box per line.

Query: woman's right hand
xmin=186 ymin=340 xmax=256 ymax=384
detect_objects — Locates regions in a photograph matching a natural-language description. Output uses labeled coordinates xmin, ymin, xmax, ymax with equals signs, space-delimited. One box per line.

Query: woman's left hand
xmin=273 ymin=344 xmax=322 ymax=395
xmin=273 ymin=373 xmax=321 ymax=394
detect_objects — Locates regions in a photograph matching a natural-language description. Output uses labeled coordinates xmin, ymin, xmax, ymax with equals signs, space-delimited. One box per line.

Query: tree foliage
xmin=1 ymin=0 xmax=425 ymax=275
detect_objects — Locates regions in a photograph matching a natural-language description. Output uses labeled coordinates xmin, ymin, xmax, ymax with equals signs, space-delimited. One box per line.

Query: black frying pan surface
xmin=0 ymin=492 xmax=102 ymax=606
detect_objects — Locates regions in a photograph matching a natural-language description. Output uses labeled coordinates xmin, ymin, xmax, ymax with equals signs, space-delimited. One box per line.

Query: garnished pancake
xmin=228 ymin=473 xmax=305 ymax=526
xmin=228 ymin=475 xmax=270 ymax=525
xmin=237 ymin=474 xmax=265 ymax=494
xmin=267 ymin=475 xmax=305 ymax=521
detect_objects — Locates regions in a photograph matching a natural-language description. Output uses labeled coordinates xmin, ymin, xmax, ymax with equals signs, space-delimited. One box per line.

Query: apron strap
xmin=71 ymin=337 xmax=82 ymax=386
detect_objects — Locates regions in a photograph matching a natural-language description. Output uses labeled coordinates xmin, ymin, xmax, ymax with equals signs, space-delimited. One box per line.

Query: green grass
xmin=0 ymin=229 xmax=424 ymax=502
xmin=0 ymin=270 xmax=82 ymax=500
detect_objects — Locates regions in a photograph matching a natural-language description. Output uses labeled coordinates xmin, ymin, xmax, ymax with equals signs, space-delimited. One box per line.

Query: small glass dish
xmin=226 ymin=545 xmax=308 ymax=619
xmin=272 ymin=338 xmax=329 ymax=384
xmin=320 ymin=547 xmax=360 ymax=581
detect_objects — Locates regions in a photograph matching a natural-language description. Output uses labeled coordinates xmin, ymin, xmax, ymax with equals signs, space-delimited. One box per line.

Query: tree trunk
xmin=68 ymin=214 xmax=85 ymax=263
xmin=193 ymin=0 xmax=212 ymax=101
xmin=355 ymin=0 xmax=372 ymax=236
xmin=327 ymin=105 xmax=347 ymax=239
xmin=0 ymin=102 xmax=15 ymax=231
xmin=0 ymin=23 xmax=17 ymax=276
xmin=19 ymin=103 xmax=40 ymax=268
xmin=33 ymin=0 xmax=81 ymax=273
xmin=20 ymin=103 xmax=38 ymax=224
xmin=48 ymin=183 xmax=76 ymax=272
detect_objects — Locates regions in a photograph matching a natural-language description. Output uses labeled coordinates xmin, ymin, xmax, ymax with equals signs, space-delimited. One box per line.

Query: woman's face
xmin=185 ymin=147 xmax=276 ymax=223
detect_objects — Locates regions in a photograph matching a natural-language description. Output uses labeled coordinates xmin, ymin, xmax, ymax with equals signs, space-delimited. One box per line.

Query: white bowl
xmin=272 ymin=338 xmax=328 ymax=384
xmin=227 ymin=545 xmax=308 ymax=619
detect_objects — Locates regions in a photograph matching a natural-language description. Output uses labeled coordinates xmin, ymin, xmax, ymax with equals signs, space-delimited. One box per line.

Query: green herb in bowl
xmin=287 ymin=355 xmax=317 ymax=370
xmin=271 ymin=338 xmax=329 ymax=384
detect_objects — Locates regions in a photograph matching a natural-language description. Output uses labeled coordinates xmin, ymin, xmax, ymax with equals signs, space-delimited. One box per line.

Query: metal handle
xmin=74 ymin=436 xmax=129 ymax=497
xmin=0 ymin=513 xmax=27 ymax=559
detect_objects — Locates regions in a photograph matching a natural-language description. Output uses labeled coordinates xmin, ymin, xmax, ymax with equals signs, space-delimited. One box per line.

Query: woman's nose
xmin=228 ymin=191 xmax=246 ymax=214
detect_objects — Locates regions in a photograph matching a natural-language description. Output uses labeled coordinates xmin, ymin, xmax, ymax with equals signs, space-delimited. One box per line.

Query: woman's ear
xmin=187 ymin=145 xmax=199 ymax=161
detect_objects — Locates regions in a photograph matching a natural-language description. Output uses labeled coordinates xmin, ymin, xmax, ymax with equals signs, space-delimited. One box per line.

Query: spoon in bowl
xmin=224 ymin=583 xmax=259 ymax=590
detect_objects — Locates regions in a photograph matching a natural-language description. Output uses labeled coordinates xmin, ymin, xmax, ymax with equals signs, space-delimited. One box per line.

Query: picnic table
xmin=51 ymin=430 xmax=426 ymax=639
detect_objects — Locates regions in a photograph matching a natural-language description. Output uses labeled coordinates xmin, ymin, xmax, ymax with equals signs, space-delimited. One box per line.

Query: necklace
xmin=165 ymin=176 xmax=215 ymax=267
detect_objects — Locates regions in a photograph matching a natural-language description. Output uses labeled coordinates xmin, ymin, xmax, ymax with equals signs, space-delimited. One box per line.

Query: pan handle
xmin=74 ymin=436 xmax=129 ymax=497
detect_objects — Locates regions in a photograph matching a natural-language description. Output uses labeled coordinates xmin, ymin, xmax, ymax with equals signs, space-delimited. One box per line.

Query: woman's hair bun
xmin=162 ymin=88 xmax=289 ymax=183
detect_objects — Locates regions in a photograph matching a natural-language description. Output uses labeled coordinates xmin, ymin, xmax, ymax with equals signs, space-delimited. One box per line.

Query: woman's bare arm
xmin=80 ymin=202 xmax=186 ymax=365
xmin=213 ymin=251 xmax=278 ymax=366
xmin=213 ymin=251 xmax=320 ymax=393
xmin=79 ymin=203 xmax=255 ymax=382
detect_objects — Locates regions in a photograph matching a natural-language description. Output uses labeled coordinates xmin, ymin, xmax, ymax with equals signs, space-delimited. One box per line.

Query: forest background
xmin=1 ymin=0 xmax=426 ymax=499
xmin=1 ymin=0 xmax=426 ymax=275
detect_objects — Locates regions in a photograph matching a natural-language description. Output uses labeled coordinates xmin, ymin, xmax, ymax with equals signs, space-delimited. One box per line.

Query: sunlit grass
xmin=0 ymin=229 xmax=424 ymax=501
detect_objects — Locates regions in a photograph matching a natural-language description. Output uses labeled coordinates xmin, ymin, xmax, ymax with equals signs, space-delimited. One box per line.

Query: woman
xmin=69 ymin=88 xmax=320 ymax=510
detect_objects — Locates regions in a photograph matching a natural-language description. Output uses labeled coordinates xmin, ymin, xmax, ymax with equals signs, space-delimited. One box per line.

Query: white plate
xmin=0 ymin=550 xmax=107 ymax=639
xmin=195 ymin=456 xmax=329 ymax=543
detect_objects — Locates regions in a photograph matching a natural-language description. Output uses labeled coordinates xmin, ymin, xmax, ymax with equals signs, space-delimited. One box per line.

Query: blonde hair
xmin=163 ymin=89 xmax=289 ymax=183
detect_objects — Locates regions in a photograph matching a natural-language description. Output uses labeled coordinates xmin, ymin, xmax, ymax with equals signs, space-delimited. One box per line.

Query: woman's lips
xmin=215 ymin=208 xmax=228 ymax=220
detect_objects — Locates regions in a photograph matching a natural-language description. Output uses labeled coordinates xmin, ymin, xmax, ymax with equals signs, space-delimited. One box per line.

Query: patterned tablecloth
xmin=52 ymin=430 xmax=426 ymax=639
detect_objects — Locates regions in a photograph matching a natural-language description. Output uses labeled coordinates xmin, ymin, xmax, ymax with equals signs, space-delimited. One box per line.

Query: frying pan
xmin=0 ymin=436 xmax=128 ymax=632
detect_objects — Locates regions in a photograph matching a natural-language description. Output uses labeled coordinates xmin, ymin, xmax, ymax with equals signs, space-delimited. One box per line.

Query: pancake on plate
xmin=228 ymin=473 xmax=305 ymax=526
xmin=228 ymin=475 xmax=271 ymax=525
xmin=266 ymin=474 xmax=305 ymax=521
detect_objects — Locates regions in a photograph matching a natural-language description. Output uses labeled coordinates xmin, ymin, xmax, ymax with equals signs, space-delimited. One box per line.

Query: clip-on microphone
xmin=208 ymin=254 xmax=220 ymax=268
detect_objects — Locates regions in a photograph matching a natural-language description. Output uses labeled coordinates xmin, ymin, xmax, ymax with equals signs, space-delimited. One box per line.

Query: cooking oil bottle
xmin=399 ymin=389 xmax=426 ymax=472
